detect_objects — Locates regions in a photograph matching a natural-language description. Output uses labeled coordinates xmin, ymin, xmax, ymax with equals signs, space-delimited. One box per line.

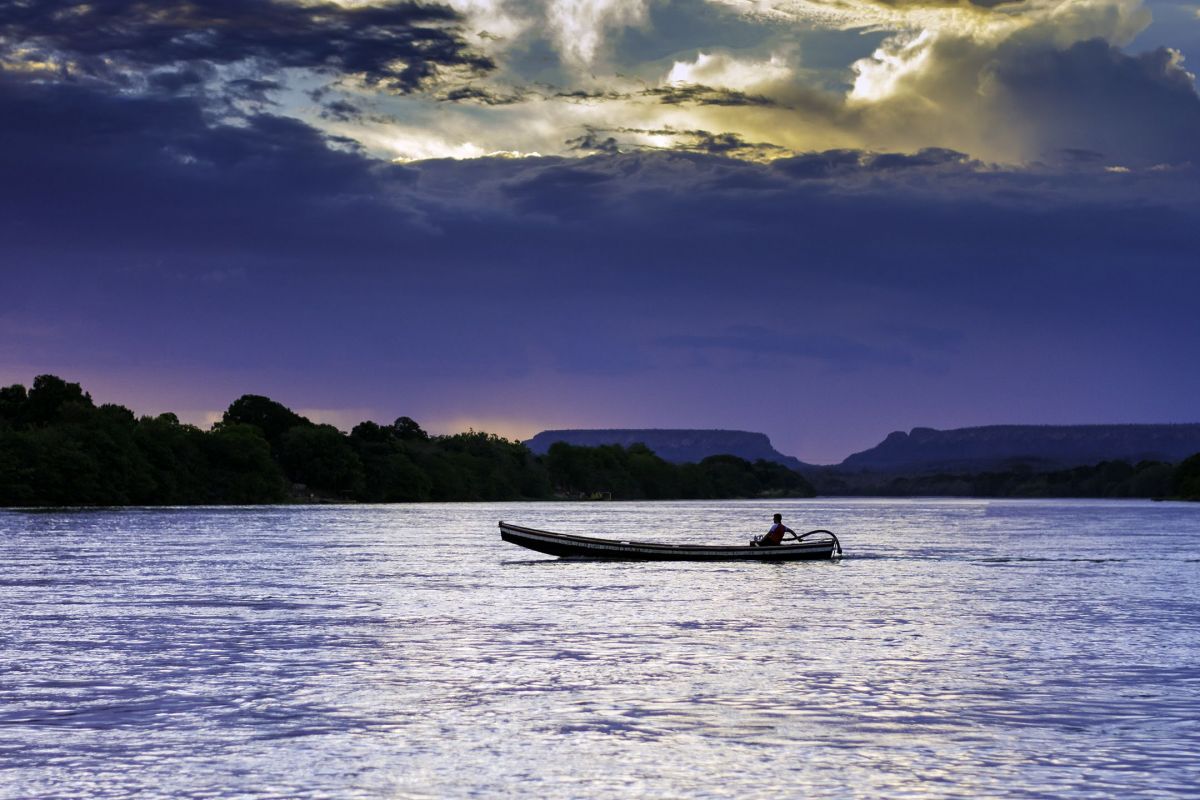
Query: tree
xmin=134 ymin=413 xmax=210 ymax=504
xmin=436 ymin=431 xmax=547 ymax=500
xmin=751 ymin=459 xmax=817 ymax=497
xmin=698 ymin=455 xmax=760 ymax=498
xmin=0 ymin=384 xmax=27 ymax=429
xmin=280 ymin=424 xmax=365 ymax=497
xmin=545 ymin=441 xmax=638 ymax=498
xmin=365 ymin=450 xmax=433 ymax=502
xmin=1130 ymin=461 xmax=1174 ymax=498
xmin=203 ymin=423 xmax=288 ymax=503
xmin=220 ymin=394 xmax=311 ymax=451
xmin=392 ymin=416 xmax=429 ymax=441
xmin=0 ymin=430 xmax=34 ymax=505
xmin=1175 ymin=453 xmax=1200 ymax=500
xmin=0 ymin=375 xmax=831 ymax=506
xmin=23 ymin=374 xmax=93 ymax=426
xmin=626 ymin=443 xmax=679 ymax=499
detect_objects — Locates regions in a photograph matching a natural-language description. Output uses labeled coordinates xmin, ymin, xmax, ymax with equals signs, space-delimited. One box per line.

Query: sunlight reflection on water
xmin=2 ymin=499 xmax=1199 ymax=798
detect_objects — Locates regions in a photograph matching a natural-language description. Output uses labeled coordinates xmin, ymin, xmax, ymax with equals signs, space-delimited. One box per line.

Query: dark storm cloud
xmin=225 ymin=78 xmax=284 ymax=105
xmin=0 ymin=0 xmax=492 ymax=93
xmin=567 ymin=130 xmax=623 ymax=155
xmin=668 ymin=131 xmax=785 ymax=159
xmin=866 ymin=148 xmax=972 ymax=171
xmin=642 ymin=84 xmax=779 ymax=108
xmin=3 ymin=61 xmax=1199 ymax=431
xmin=992 ymin=39 xmax=1200 ymax=165
xmin=439 ymin=85 xmax=530 ymax=105
xmin=772 ymin=148 xmax=974 ymax=179
xmin=319 ymin=98 xmax=367 ymax=123
xmin=498 ymin=162 xmax=617 ymax=218
xmin=771 ymin=150 xmax=866 ymax=180
xmin=567 ymin=127 xmax=785 ymax=160
xmin=554 ymin=90 xmax=630 ymax=103
xmin=549 ymin=85 xmax=780 ymax=108
xmin=552 ymin=84 xmax=779 ymax=110
xmin=5 ymin=60 xmax=1197 ymax=267
xmin=0 ymin=76 xmax=416 ymax=260
xmin=146 ymin=67 xmax=210 ymax=95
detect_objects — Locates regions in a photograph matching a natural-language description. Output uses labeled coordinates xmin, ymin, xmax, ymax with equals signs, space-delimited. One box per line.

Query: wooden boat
xmin=499 ymin=521 xmax=842 ymax=561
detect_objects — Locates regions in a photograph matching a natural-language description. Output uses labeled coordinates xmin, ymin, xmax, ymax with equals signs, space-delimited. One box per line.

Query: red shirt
xmin=763 ymin=523 xmax=786 ymax=545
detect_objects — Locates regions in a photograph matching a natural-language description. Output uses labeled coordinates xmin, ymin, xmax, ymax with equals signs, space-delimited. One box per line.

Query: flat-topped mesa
xmin=841 ymin=424 xmax=1200 ymax=472
xmin=525 ymin=429 xmax=811 ymax=471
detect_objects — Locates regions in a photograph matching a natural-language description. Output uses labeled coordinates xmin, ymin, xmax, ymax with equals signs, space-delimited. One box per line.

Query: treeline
xmin=544 ymin=443 xmax=815 ymax=500
xmin=813 ymin=457 xmax=1200 ymax=500
xmin=0 ymin=375 xmax=816 ymax=506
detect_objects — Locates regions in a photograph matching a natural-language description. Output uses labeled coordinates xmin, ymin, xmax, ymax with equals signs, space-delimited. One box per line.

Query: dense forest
xmin=0 ymin=375 xmax=816 ymax=506
xmin=810 ymin=459 xmax=1193 ymax=499
xmin=2 ymin=375 xmax=1198 ymax=507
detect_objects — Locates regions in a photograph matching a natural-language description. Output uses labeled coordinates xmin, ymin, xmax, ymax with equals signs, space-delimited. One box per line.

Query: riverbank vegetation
xmin=810 ymin=460 xmax=1185 ymax=499
xmin=0 ymin=376 xmax=816 ymax=506
xmin=2 ymin=376 xmax=1198 ymax=507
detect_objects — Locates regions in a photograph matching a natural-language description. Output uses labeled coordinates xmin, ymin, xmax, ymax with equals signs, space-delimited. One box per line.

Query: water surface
xmin=2 ymin=499 xmax=1198 ymax=798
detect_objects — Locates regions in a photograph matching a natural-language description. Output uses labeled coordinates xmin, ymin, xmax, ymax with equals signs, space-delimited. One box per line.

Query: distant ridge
xmin=841 ymin=424 xmax=1200 ymax=472
xmin=525 ymin=429 xmax=811 ymax=470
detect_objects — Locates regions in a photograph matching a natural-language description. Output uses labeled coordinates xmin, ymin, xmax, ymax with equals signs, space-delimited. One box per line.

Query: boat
xmin=498 ymin=521 xmax=842 ymax=561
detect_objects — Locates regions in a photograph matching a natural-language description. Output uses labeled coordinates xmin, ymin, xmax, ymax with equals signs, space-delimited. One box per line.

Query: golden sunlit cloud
xmin=6 ymin=0 xmax=1190 ymax=168
xmin=666 ymin=51 xmax=794 ymax=91
xmin=299 ymin=0 xmax=1188 ymax=166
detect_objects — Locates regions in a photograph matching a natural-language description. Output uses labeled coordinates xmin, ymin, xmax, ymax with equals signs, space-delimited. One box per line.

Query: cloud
xmin=644 ymin=84 xmax=781 ymax=107
xmin=546 ymin=0 xmax=649 ymax=66
xmin=665 ymin=51 xmax=794 ymax=91
xmin=825 ymin=0 xmax=1200 ymax=164
xmin=10 ymin=0 xmax=1192 ymax=168
xmin=990 ymin=40 xmax=1200 ymax=165
xmin=0 ymin=75 xmax=419 ymax=259
xmin=0 ymin=0 xmax=492 ymax=94
xmin=440 ymin=85 xmax=531 ymax=105
xmin=372 ymin=0 xmax=1199 ymax=166
xmin=667 ymin=130 xmax=787 ymax=158
xmin=4 ymin=61 xmax=1199 ymax=462
xmin=565 ymin=125 xmax=786 ymax=158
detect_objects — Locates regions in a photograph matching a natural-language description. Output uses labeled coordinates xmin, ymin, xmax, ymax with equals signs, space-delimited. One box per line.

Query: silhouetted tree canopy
xmin=1175 ymin=454 xmax=1200 ymax=500
xmin=281 ymin=424 xmax=365 ymax=497
xmin=543 ymin=442 xmax=816 ymax=500
xmin=23 ymin=375 xmax=93 ymax=427
xmin=392 ymin=416 xmax=429 ymax=441
xmin=221 ymin=394 xmax=312 ymax=451
xmin=1 ymin=375 xmax=1195 ymax=506
xmin=808 ymin=459 xmax=1181 ymax=499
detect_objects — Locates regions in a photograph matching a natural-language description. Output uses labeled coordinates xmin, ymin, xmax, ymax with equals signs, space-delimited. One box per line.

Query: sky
xmin=1 ymin=0 xmax=1199 ymax=464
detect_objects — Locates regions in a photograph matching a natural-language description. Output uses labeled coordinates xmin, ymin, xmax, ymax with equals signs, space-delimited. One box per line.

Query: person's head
xmin=773 ymin=513 xmax=782 ymax=523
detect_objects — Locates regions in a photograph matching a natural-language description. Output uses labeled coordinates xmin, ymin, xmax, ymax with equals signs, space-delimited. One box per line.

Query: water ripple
xmin=1 ymin=499 xmax=1199 ymax=798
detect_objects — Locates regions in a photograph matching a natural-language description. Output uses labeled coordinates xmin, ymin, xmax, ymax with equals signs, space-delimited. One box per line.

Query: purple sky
xmin=2 ymin=0 xmax=1199 ymax=463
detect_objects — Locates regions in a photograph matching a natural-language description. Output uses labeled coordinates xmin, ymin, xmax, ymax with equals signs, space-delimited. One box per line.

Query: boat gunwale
xmin=498 ymin=521 xmax=836 ymax=554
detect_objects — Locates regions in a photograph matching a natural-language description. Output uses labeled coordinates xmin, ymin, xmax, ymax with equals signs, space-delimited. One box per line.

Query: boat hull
xmin=499 ymin=522 xmax=838 ymax=561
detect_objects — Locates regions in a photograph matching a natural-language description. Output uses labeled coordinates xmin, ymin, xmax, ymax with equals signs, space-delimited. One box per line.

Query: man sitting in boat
xmin=752 ymin=513 xmax=795 ymax=547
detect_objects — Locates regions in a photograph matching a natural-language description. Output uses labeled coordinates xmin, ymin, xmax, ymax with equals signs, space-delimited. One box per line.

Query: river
xmin=2 ymin=499 xmax=1198 ymax=798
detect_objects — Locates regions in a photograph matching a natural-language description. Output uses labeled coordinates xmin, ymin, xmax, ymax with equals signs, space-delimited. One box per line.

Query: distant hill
xmin=840 ymin=424 xmax=1200 ymax=472
xmin=525 ymin=429 xmax=811 ymax=470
